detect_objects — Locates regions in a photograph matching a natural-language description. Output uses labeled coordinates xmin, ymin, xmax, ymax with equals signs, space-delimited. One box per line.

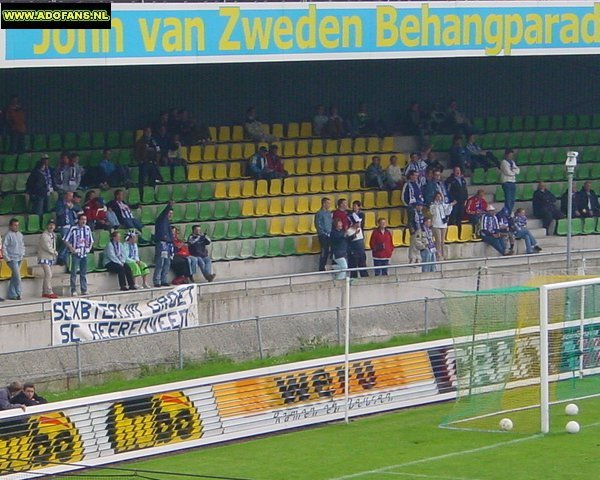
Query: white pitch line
xmin=381 ymin=472 xmax=480 ymax=480
xmin=328 ymin=434 xmax=542 ymax=480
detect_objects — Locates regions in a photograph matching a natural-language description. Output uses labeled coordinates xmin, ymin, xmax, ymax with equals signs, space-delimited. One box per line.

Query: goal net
xmin=441 ymin=276 xmax=600 ymax=434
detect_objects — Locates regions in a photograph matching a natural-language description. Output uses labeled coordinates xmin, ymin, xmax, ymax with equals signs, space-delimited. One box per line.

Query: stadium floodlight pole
xmin=565 ymin=151 xmax=578 ymax=274
xmin=344 ymin=275 xmax=351 ymax=425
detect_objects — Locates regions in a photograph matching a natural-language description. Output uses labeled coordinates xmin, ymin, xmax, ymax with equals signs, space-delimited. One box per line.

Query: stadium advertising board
xmin=50 ymin=285 xmax=199 ymax=345
xmin=1 ymin=1 xmax=600 ymax=68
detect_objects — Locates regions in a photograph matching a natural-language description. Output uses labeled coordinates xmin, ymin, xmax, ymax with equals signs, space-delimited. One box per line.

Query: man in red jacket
xmin=369 ymin=218 xmax=394 ymax=276
xmin=465 ymin=189 xmax=489 ymax=227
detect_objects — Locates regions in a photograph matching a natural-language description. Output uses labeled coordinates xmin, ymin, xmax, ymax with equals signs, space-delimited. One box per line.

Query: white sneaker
xmin=71 ymin=291 xmax=78 ymax=297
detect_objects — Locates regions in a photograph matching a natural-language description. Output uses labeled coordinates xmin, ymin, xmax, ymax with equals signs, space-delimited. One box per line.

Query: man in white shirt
xmin=500 ymin=148 xmax=520 ymax=213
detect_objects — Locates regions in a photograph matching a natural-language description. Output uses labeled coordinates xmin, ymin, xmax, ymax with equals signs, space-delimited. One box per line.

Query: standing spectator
xmin=404 ymin=152 xmax=428 ymax=187
xmin=330 ymin=219 xmax=349 ymax=280
xmin=449 ymin=135 xmax=468 ymax=172
xmin=266 ymin=144 xmax=288 ymax=178
xmin=0 ymin=382 xmax=25 ymax=411
xmin=465 ymin=134 xmax=498 ymax=171
xmin=575 ymin=181 xmax=600 ymax=217
xmin=53 ymin=152 xmax=70 ymax=194
xmin=423 ymin=146 xmax=444 ymax=172
xmin=407 ymin=201 xmax=425 ymax=264
xmin=480 ymin=205 xmax=510 ymax=256
xmin=37 ymin=219 xmax=58 ymax=299
xmin=420 ymin=217 xmax=437 ymax=272
xmin=312 ymin=105 xmax=329 ymax=137
xmin=366 ymin=156 xmax=393 ymax=190
xmin=347 ymin=200 xmax=368 ymax=279
xmin=533 ymin=182 xmax=563 ymax=232
xmin=26 ymin=154 xmax=54 ymax=219
xmin=386 ymin=155 xmax=404 ymax=189
xmin=513 ymin=208 xmax=542 ymax=254
xmin=422 ymin=169 xmax=449 ymax=206
xmin=55 ymin=191 xmax=81 ymax=265
xmin=187 ymin=225 xmax=216 ymax=282
xmin=327 ymin=106 xmax=345 ymax=138
xmin=402 ymin=171 xmax=424 ymax=210
xmin=63 ymin=213 xmax=94 ymax=296
xmin=247 ymin=146 xmax=272 ymax=180
xmin=446 ymin=99 xmax=474 ymax=136
xmin=5 ymin=95 xmax=26 ymax=154
xmin=500 ymin=148 xmax=520 ymax=212
xmin=332 ymin=198 xmax=350 ymax=230
xmin=83 ymin=191 xmax=111 ymax=231
xmin=429 ymin=192 xmax=455 ymax=261
xmin=154 ymin=126 xmax=170 ymax=163
xmin=62 ymin=153 xmax=84 ymax=193
xmin=10 ymin=383 xmax=47 ymax=406
xmin=496 ymin=207 xmax=515 ymax=254
xmin=244 ymin=107 xmax=278 ymax=143
xmin=124 ymin=231 xmax=150 ymax=289
xmin=107 ymin=190 xmax=143 ymax=231
xmin=315 ymin=197 xmax=333 ymax=272
xmin=370 ymin=218 xmax=394 ymax=276
xmin=104 ymin=231 xmax=136 ymax=291
xmin=153 ymin=203 xmax=174 ymax=288
xmin=135 ymin=127 xmax=163 ymax=202
xmin=465 ymin=189 xmax=489 ymax=228
xmin=445 ymin=166 xmax=468 ymax=236
xmin=3 ymin=218 xmax=25 ymax=301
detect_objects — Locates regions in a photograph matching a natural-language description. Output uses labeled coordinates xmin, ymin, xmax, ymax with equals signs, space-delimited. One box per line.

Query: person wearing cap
xmin=37 ymin=218 xmax=59 ymax=299
xmin=124 ymin=231 xmax=150 ymax=288
xmin=247 ymin=145 xmax=272 ymax=180
xmin=25 ymin=154 xmax=54 ymax=219
xmin=480 ymin=205 xmax=510 ymax=256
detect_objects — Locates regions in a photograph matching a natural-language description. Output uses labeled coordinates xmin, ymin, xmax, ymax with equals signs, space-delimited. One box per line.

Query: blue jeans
xmin=57 ymin=226 xmax=72 ymax=264
xmin=482 ymin=235 xmax=506 ymax=255
xmin=70 ymin=255 xmax=88 ymax=294
xmin=502 ymin=182 xmax=516 ymax=213
xmin=7 ymin=260 xmax=21 ymax=298
xmin=123 ymin=217 xmax=144 ymax=231
xmin=420 ymin=250 xmax=436 ymax=272
xmin=332 ymin=256 xmax=348 ymax=280
xmin=193 ymin=256 xmax=213 ymax=280
xmin=373 ymin=258 xmax=389 ymax=276
xmin=515 ymin=229 xmax=537 ymax=253
xmin=30 ymin=195 xmax=48 ymax=218
xmin=153 ymin=249 xmax=171 ymax=286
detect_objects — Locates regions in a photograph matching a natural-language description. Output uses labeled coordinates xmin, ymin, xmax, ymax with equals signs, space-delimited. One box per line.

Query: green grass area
xmin=61 ymin=396 xmax=600 ymax=480
xmin=45 ymin=327 xmax=452 ymax=403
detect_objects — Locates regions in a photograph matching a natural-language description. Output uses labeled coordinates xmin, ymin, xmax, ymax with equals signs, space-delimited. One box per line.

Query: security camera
xmin=565 ymin=151 xmax=578 ymax=171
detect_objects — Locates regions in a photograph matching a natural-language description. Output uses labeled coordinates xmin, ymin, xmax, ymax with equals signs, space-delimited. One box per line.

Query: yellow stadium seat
xmin=283 ymin=159 xmax=295 ymax=175
xmin=214 ymin=182 xmax=227 ymax=199
xmin=382 ymin=137 xmax=394 ymax=152
xmin=232 ymin=125 xmax=244 ymax=141
xmin=255 ymin=198 xmax=268 ymax=216
xmin=400 ymin=208 xmax=408 ymax=225
xmin=229 ymin=162 xmax=242 ymax=179
xmin=135 ymin=129 xmax=144 ymax=141
xmin=187 ymin=164 xmax=201 ymax=182
xmin=188 ymin=145 xmax=202 ymax=163
xmin=311 ymin=139 xmax=323 ymax=156
xmin=296 ymin=177 xmax=309 ymax=194
xmin=283 ymin=197 xmax=296 ymax=214
xmin=362 ymin=191 xmax=376 ymax=209
xmin=269 ymin=178 xmax=282 ymax=196
xmin=283 ymin=217 xmax=296 ymax=235
xmin=296 ymin=236 xmax=311 ymax=254
xmin=269 ymin=218 xmax=283 ymax=235
xmin=272 ymin=124 xmax=284 ymax=138
xmin=309 ymin=196 xmax=321 ymax=213
xmin=325 ymin=139 xmax=338 ymax=155
xmin=390 ymin=190 xmax=402 ymax=207
xmin=379 ymin=154 xmax=391 ymax=170
xmin=242 ymin=199 xmax=255 ymax=217
xmin=367 ymin=137 xmax=380 ymax=153
xmin=243 ymin=143 xmax=255 ymax=158
xmin=339 ymin=138 xmax=352 ymax=155
xmin=310 ymin=235 xmax=321 ymax=253
xmin=283 ymin=178 xmax=295 ymax=195
xmin=287 ymin=123 xmax=300 ymax=139
xmin=459 ymin=223 xmax=474 ymax=242
xmin=241 ymin=180 xmax=255 ymax=198
xmin=203 ymin=145 xmax=216 ymax=162
xmin=268 ymin=198 xmax=282 ymax=216
xmin=216 ymin=144 xmax=229 ymax=161
xmin=296 ymin=158 xmax=309 ymax=175
xmin=403 ymin=229 xmax=411 ymax=247
xmin=392 ymin=229 xmax=403 ymax=247
xmin=296 ymin=215 xmax=313 ymax=234
xmin=296 ymin=196 xmax=310 ymax=214
xmin=309 ymin=176 xmax=322 ymax=194
xmin=283 ymin=140 xmax=296 ymax=158
xmin=230 ymin=143 xmax=243 ymax=160
xmin=214 ymin=164 xmax=227 ymax=180
xmin=201 ymin=164 xmax=215 ymax=181
xmin=375 ymin=191 xmax=390 ymax=208
xmin=446 ymin=225 xmax=459 ymax=243
xmin=309 ymin=157 xmax=322 ymax=174
xmin=349 ymin=174 xmax=362 ymax=191
xmin=256 ymin=180 xmax=268 ymax=197
xmin=336 ymin=156 xmax=350 ymax=173
xmin=228 ymin=181 xmax=241 ymax=199
xmin=208 ymin=126 xmax=217 ymax=141
xmin=349 ymin=192 xmax=362 ymax=206
xmin=397 ymin=153 xmax=408 ymax=168
xmin=296 ymin=140 xmax=309 ymax=157
xmin=376 ymin=210 xmax=389 ymax=223
xmin=300 ymin=122 xmax=312 ymax=138
xmin=388 ymin=209 xmax=402 ymax=227
xmin=218 ymin=126 xmax=231 ymax=142
xmin=322 ymin=175 xmax=335 ymax=193
xmin=322 ymin=157 xmax=335 ymax=174
xmin=364 ymin=230 xmax=373 ymax=250
xmin=20 ymin=259 xmax=34 ymax=279
xmin=351 ymin=155 xmax=365 ymax=171
xmin=353 ymin=137 xmax=367 ymax=153
xmin=262 ymin=124 xmax=271 ymax=135
xmin=364 ymin=211 xmax=377 ymax=230
xmin=336 ymin=175 xmax=348 ymax=191
xmin=0 ymin=261 xmax=11 ymax=280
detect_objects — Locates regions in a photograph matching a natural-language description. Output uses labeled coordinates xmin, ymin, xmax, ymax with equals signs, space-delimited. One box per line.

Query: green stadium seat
xmin=155 ymin=185 xmax=171 ymax=203
xmin=588 ymin=130 xmax=600 ymax=145
xmin=564 ymin=114 xmax=577 ymax=130
xmin=121 ymin=131 xmax=134 ymax=148
xmin=533 ymin=131 xmax=548 ymax=148
xmin=227 ymin=201 xmax=241 ymax=219
xmin=545 ymin=131 xmax=561 ymax=148
xmin=572 ymin=130 xmax=588 ymax=146
xmin=255 ymin=218 xmax=268 ymax=238
xmin=493 ymin=132 xmax=509 ymax=150
xmin=508 ymin=132 xmax=523 ymax=149
xmin=239 ymin=240 xmax=254 ymax=259
xmin=537 ymin=115 xmax=550 ymax=130
xmin=240 ymin=219 xmax=255 ymax=239
xmin=485 ymin=117 xmax=498 ymax=132
xmin=140 ymin=227 xmax=154 ymax=245
xmin=225 ymin=221 xmax=241 ymax=240
xmin=267 ymin=238 xmax=283 ymax=257
xmin=213 ymin=202 xmax=227 ymax=220
xmin=171 ymin=184 xmax=186 ymax=203
xmin=32 ymin=134 xmax=47 ymax=151
xmin=471 ymin=169 xmax=485 ymax=186
xmin=173 ymin=166 xmax=186 ymax=183
xmin=582 ymin=217 xmax=597 ymax=235
xmin=519 ymin=132 xmax=535 ymax=148
xmin=590 ymin=164 xmax=600 ymax=179
xmin=556 ymin=218 xmax=583 ymax=236
xmin=199 ymin=183 xmax=213 ymax=201
xmin=106 ymin=131 xmax=120 ymax=149
xmin=253 ymin=238 xmax=268 ymax=258
xmin=592 ymin=114 xmax=600 ymax=129
xmin=575 ymin=163 xmax=591 ymax=180
xmin=13 ymin=194 xmax=26 ymax=214
xmin=550 ymin=115 xmax=564 ymax=130
xmin=2 ymin=154 xmax=17 ymax=173
xmin=93 ymin=230 xmax=110 ymax=250
xmin=183 ymin=184 xmax=200 ymax=202
xmin=25 ymin=215 xmax=41 ymax=234
xmin=224 ymin=241 xmax=242 ymax=260
xmin=282 ymin=237 xmax=296 ymax=256
xmin=479 ymin=133 xmax=495 ymax=150
xmin=520 ymin=184 xmax=534 ymax=201
xmin=550 ymin=165 xmax=565 ymax=182
xmin=141 ymin=186 xmax=155 ymax=204
xmin=1 ymin=175 xmax=15 ymax=192
xmin=184 ymin=203 xmax=198 ymax=222
xmin=472 ymin=117 xmax=485 ymax=132
xmin=212 ymin=223 xmax=226 ymax=241
xmin=211 ymin=242 xmax=226 ymax=262
xmin=511 ymin=116 xmax=524 ymax=132
xmin=63 ymin=132 xmax=77 ymax=150
xmin=92 ymin=132 xmax=105 ymax=149
xmin=48 ymin=133 xmax=62 ymax=151
xmin=548 ymin=183 xmax=563 ymax=198
xmin=498 ymin=116 xmax=511 ymax=132
xmin=14 ymin=174 xmax=27 ymax=192
xmin=485 ymin=169 xmax=500 ymax=184
xmin=159 ymin=167 xmax=171 ymax=182
xmin=127 ymin=188 xmax=141 ymax=206
xmin=171 ymin=204 xmax=184 ymax=223
xmin=524 ymin=166 xmax=538 ymax=183
xmin=578 ymin=114 xmax=591 ymax=130
xmin=198 ymin=203 xmax=214 ymax=221
xmin=78 ymin=132 xmax=92 ymax=150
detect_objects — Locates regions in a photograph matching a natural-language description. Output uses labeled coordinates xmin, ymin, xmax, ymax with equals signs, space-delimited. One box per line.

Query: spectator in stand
xmin=465 ymin=134 xmax=499 ymax=171
xmin=315 ymin=197 xmax=333 ymax=272
xmin=420 ymin=217 xmax=437 ymax=272
xmin=423 ymin=168 xmax=449 ymax=207
xmin=513 ymin=208 xmax=542 ymax=254
xmin=327 ymin=105 xmax=345 ymax=138
xmin=496 ymin=207 xmax=515 ymax=254
xmin=152 ymin=111 xmax=170 ymax=135
xmin=405 ymin=101 xmax=426 ymax=147
xmin=10 ymin=383 xmax=47 ymax=407
xmin=480 ymin=205 xmax=510 ymax=256
xmin=449 ymin=135 xmax=468 ymax=172
xmin=423 ymin=147 xmax=444 ymax=172
xmin=575 ymin=181 xmax=600 ymax=217
xmin=427 ymin=103 xmax=446 ymax=135
xmin=26 ymin=154 xmax=54 ymax=219
xmin=370 ymin=218 xmax=394 ymax=276
xmin=5 ymin=95 xmax=26 ymax=154
xmin=124 ymin=231 xmax=150 ymax=289
xmin=154 ymin=125 xmax=170 ymax=163
xmin=247 ymin=146 xmax=272 ymax=180
xmin=153 ymin=203 xmax=174 ymax=288
xmin=55 ymin=191 xmax=81 ymax=265
xmin=188 ymin=225 xmax=216 ymax=282
xmin=266 ymin=144 xmax=288 ymax=178
xmin=135 ymin=127 xmax=163 ymax=202
xmin=465 ymin=189 xmax=489 ymax=228
xmin=429 ymin=192 xmax=455 ymax=261
xmin=312 ymin=105 xmax=329 ymax=137
xmin=500 ymin=148 xmax=520 ymax=213
xmin=53 ymin=152 xmax=70 ymax=194
xmin=171 ymin=226 xmax=195 ymax=285
xmin=168 ymin=108 xmax=182 ymax=136
xmin=3 ymin=218 xmax=25 ymax=301
xmin=445 ymin=166 xmax=468 ymax=236
xmin=178 ymin=109 xmax=197 ymax=146
xmin=402 ymin=171 xmax=424 ymax=211
xmin=533 ymin=182 xmax=563 ymax=232
xmin=446 ymin=99 xmax=475 ymax=136
xmin=63 ymin=213 xmax=94 ymax=296
xmin=107 ymin=190 xmax=143 ymax=231
xmin=386 ymin=155 xmax=404 ymax=189
xmin=98 ymin=148 xmax=130 ymax=189
xmin=561 ymin=185 xmax=577 ymax=217
xmin=347 ymin=200 xmax=368 ymax=279
xmin=366 ymin=156 xmax=393 ymax=190
xmin=330 ymin=218 xmax=349 ymax=280
xmin=404 ymin=152 xmax=428 ymax=187
xmin=83 ymin=191 xmax=111 ymax=231
xmin=407 ymin=201 xmax=425 ymax=264
xmin=104 ymin=231 xmax=136 ymax=291
xmin=244 ymin=107 xmax=278 ymax=143
xmin=64 ymin=153 xmax=84 ymax=192
xmin=333 ymin=198 xmax=350 ymax=230
xmin=37 ymin=219 xmax=58 ymax=299
xmin=163 ymin=133 xmax=187 ymax=181
xmin=0 ymin=382 xmax=25 ymax=411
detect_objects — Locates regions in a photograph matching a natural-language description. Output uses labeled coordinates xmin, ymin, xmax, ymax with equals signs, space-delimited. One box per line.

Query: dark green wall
xmin=1 ymin=55 xmax=599 ymax=134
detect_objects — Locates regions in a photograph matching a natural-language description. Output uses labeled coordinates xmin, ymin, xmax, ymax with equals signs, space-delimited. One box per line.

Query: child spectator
xmin=370 ymin=218 xmax=394 ymax=276
xmin=429 ymin=192 xmax=455 ymax=261
xmin=496 ymin=207 xmax=515 ymax=254
xmin=465 ymin=189 xmax=488 ymax=228
xmin=83 ymin=191 xmax=111 ymax=231
xmin=513 ymin=208 xmax=542 ymax=254
xmin=420 ymin=217 xmax=437 ymax=272
xmin=247 ymin=146 xmax=272 ymax=180
xmin=171 ymin=226 xmax=195 ymax=285
xmin=347 ymin=200 xmax=368 ymax=279
xmin=104 ymin=231 xmax=137 ymax=291
xmin=330 ymin=219 xmax=349 ymax=280
xmin=11 ymin=382 xmax=47 ymax=406
xmin=37 ymin=219 xmax=59 ymax=299
xmin=124 ymin=231 xmax=150 ymax=289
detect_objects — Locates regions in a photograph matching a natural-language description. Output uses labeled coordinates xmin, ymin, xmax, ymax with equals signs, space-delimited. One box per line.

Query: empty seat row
xmin=0 ymin=131 xmax=135 ymax=154
xmin=473 ymin=113 xmax=600 ymax=134
xmin=555 ymin=217 xmax=600 ymax=236
xmin=472 ymin=162 xmax=598 ymax=186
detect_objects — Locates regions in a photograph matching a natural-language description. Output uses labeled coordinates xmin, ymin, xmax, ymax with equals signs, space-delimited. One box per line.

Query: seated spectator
xmin=420 ymin=217 xmax=437 ymax=272
xmin=171 ymin=227 xmax=195 ymax=285
xmin=154 ymin=125 xmax=170 ymax=162
xmin=107 ymin=190 xmax=143 ymax=231
xmin=429 ymin=192 xmax=455 ymax=261
xmin=446 ymin=99 xmax=475 ymax=135
xmin=407 ymin=201 xmax=425 ymax=264
xmin=449 ymin=135 xmax=468 ymax=172
xmin=404 ymin=152 xmax=428 ymax=187
xmin=312 ymin=105 xmax=329 ymax=137
xmin=124 ymin=231 xmax=150 ymax=289
xmin=244 ymin=107 xmax=278 ymax=143
xmin=575 ymin=181 xmax=600 ymax=217
xmin=37 ymin=219 xmax=59 ymax=299
xmin=349 ymin=102 xmax=387 ymax=138
xmin=366 ymin=156 xmax=394 ymax=190
xmin=266 ymin=144 xmax=288 ymax=178
xmin=533 ymin=182 xmax=563 ymax=231
xmin=26 ymin=154 xmax=54 ymax=219
xmin=327 ymin=105 xmax=345 ymax=138
xmin=83 ymin=191 xmax=111 ymax=231
xmin=386 ymin=155 xmax=404 ymax=189
xmin=370 ymin=218 xmax=394 ymax=276
xmin=423 ymin=147 xmax=444 ymax=172
xmin=496 ymin=207 xmax=515 ymax=254
xmin=480 ymin=205 xmax=510 ymax=256
xmin=561 ymin=186 xmax=577 ymax=217
xmin=10 ymin=382 xmax=47 ymax=406
xmin=247 ymin=146 xmax=272 ymax=180
xmin=445 ymin=166 xmax=468 ymax=236
xmin=187 ymin=225 xmax=216 ymax=282
xmin=402 ymin=171 xmax=424 ymax=208
xmin=98 ymin=148 xmax=130 ymax=189
xmin=0 ymin=381 xmax=25 ymax=411
xmin=330 ymin=219 xmax=349 ymax=280
xmin=104 ymin=231 xmax=136 ymax=291
xmin=465 ymin=189 xmax=488 ymax=228
xmin=55 ymin=191 xmax=82 ymax=265
xmin=512 ymin=208 xmax=543 ymax=254
xmin=427 ymin=103 xmax=446 ymax=135
xmin=465 ymin=134 xmax=498 ymax=171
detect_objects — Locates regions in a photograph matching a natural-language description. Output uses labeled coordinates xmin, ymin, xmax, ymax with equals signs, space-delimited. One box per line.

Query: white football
xmin=566 ymin=421 xmax=580 ymax=434
xmin=565 ymin=403 xmax=579 ymax=416
xmin=499 ymin=418 xmax=513 ymax=431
